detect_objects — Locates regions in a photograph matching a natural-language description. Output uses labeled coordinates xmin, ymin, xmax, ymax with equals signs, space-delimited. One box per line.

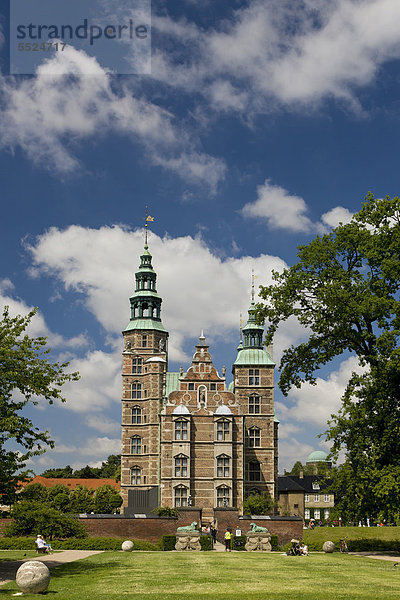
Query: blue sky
xmin=1 ymin=0 xmax=400 ymax=474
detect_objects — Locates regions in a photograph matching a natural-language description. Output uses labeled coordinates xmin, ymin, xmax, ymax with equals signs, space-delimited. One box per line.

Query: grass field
xmin=1 ymin=551 xmax=400 ymax=599
xmin=303 ymin=526 xmax=400 ymax=548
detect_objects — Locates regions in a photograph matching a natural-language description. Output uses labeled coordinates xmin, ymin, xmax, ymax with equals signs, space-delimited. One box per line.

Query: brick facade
xmin=121 ymin=244 xmax=279 ymax=523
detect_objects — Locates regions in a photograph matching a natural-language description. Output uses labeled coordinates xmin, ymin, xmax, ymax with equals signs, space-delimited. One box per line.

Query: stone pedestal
xmin=175 ymin=530 xmax=201 ymax=551
xmin=245 ymin=531 xmax=272 ymax=552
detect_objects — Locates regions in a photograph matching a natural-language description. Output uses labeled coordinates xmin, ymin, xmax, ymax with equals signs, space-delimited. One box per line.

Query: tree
xmin=41 ymin=465 xmax=74 ymax=478
xmin=5 ymin=500 xmax=87 ymax=539
xmin=256 ymin=194 xmax=400 ymax=520
xmin=93 ymin=485 xmax=123 ymax=514
xmin=68 ymin=485 xmax=95 ymax=514
xmin=242 ymin=491 xmax=278 ymax=515
xmin=0 ymin=307 xmax=79 ymax=501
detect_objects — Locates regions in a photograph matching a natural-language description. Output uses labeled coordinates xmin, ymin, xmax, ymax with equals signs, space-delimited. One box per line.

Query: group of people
xmin=36 ymin=535 xmax=53 ymax=554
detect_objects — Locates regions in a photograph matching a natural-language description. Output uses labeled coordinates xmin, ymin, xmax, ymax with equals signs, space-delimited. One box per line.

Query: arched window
xmin=174 ymin=454 xmax=188 ymax=477
xmin=248 ymin=427 xmax=260 ymax=447
xmin=248 ymin=461 xmax=261 ymax=481
xmin=131 ymin=436 xmax=142 ymax=455
xmin=216 ymin=486 xmax=230 ymax=507
xmin=130 ymin=467 xmax=141 ymax=485
xmin=131 ymin=382 xmax=142 ymax=399
xmin=175 ymin=420 xmax=188 ymax=441
xmin=174 ymin=485 xmax=188 ymax=507
xmin=131 ymin=406 xmax=142 ymax=424
xmin=216 ymin=419 xmax=230 ymax=441
xmin=216 ymin=455 xmax=230 ymax=477
xmin=132 ymin=357 xmax=142 ymax=374
xmin=249 ymin=395 xmax=260 ymax=414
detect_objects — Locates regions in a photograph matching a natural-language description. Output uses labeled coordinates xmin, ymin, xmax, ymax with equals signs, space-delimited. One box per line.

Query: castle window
xmin=248 ymin=427 xmax=260 ymax=447
xmin=217 ymin=455 xmax=230 ymax=478
xmin=131 ymin=406 xmax=142 ymax=424
xmin=249 ymin=395 xmax=260 ymax=414
xmin=249 ymin=461 xmax=261 ymax=481
xmin=210 ymin=383 xmax=216 ymax=391
xmin=174 ymin=454 xmax=188 ymax=477
xmin=131 ymin=382 xmax=142 ymax=399
xmin=174 ymin=485 xmax=188 ymax=507
xmin=249 ymin=369 xmax=260 ymax=385
xmin=216 ymin=486 xmax=230 ymax=507
xmin=216 ymin=419 xmax=230 ymax=441
xmin=142 ymin=334 xmax=147 ymax=348
xmin=130 ymin=467 xmax=141 ymax=485
xmin=132 ymin=357 xmax=142 ymax=374
xmin=131 ymin=436 xmax=142 ymax=454
xmin=175 ymin=420 xmax=188 ymax=441
xmin=188 ymin=383 xmax=194 ymax=390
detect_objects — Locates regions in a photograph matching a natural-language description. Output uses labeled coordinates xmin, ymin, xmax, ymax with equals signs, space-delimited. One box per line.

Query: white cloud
xmin=241 ymin=180 xmax=317 ymax=233
xmin=27 ymin=225 xmax=287 ymax=362
xmin=0 ymin=45 xmax=225 ymax=192
xmin=0 ymin=278 xmax=88 ymax=350
xmin=283 ymin=356 xmax=364 ymax=428
xmin=278 ymin=439 xmax=316 ymax=473
xmin=241 ymin=179 xmax=353 ymax=234
xmin=321 ymin=206 xmax=354 ymax=228
xmin=151 ymin=0 xmax=400 ymax=114
xmin=59 ymin=349 xmax=121 ymax=413
xmin=77 ymin=436 xmax=121 ymax=457
xmin=86 ymin=415 xmax=120 ymax=435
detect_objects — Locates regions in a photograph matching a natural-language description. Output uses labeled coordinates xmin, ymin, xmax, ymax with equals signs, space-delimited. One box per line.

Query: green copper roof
xmin=228 ymin=381 xmax=234 ymax=392
xmin=233 ymin=348 xmax=275 ymax=366
xmin=306 ymin=450 xmax=328 ymax=463
xmin=166 ymin=372 xmax=180 ymax=397
xmin=130 ymin=290 xmax=162 ymax=299
xmin=123 ymin=318 xmax=167 ymax=333
xmin=274 ymin=408 xmax=279 ymax=423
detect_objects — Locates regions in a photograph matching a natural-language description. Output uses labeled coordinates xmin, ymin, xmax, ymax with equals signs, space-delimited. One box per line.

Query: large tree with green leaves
xmin=256 ymin=194 xmax=400 ymax=521
xmin=0 ymin=306 xmax=79 ymax=502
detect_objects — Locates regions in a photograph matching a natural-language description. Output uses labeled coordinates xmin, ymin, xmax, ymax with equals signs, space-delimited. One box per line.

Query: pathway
xmin=0 ymin=550 xmax=103 ymax=586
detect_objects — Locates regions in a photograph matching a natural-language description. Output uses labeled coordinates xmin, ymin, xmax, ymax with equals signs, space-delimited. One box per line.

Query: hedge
xmin=0 ymin=537 xmax=158 ymax=551
xmin=162 ymin=535 xmax=176 ymax=551
xmin=232 ymin=535 xmax=246 ymax=551
xmin=200 ymin=535 xmax=213 ymax=551
xmin=270 ymin=534 xmax=278 ymax=551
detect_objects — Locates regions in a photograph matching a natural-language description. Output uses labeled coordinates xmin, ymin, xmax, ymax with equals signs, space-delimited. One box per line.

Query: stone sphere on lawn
xmin=323 ymin=541 xmax=335 ymax=553
xmin=16 ymin=561 xmax=50 ymax=594
xmin=122 ymin=540 xmax=134 ymax=552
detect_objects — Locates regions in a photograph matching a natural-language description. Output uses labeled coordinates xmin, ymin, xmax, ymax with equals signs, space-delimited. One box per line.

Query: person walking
xmin=224 ymin=527 xmax=232 ymax=552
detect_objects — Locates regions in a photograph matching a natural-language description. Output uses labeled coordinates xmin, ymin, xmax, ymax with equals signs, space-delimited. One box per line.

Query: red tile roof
xmin=20 ymin=475 xmax=120 ymax=491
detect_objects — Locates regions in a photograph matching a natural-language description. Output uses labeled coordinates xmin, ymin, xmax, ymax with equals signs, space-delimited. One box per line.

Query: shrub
xmin=162 ymin=535 xmax=177 ymax=551
xmin=153 ymin=507 xmax=179 ymax=518
xmin=200 ymin=535 xmax=212 ymax=551
xmin=0 ymin=536 xmax=158 ymax=551
xmin=232 ymin=535 xmax=246 ymax=551
xmin=270 ymin=534 xmax=278 ymax=550
xmin=242 ymin=491 xmax=279 ymax=515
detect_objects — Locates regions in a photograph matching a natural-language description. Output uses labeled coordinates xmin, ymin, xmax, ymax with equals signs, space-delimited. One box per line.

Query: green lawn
xmin=0 ymin=550 xmax=38 ymax=561
xmin=303 ymin=525 xmax=400 ymax=547
xmin=1 ymin=551 xmax=399 ymax=599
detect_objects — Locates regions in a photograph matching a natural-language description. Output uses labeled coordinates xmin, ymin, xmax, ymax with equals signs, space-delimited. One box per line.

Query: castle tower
xmin=120 ymin=242 xmax=168 ymax=512
xmin=232 ymin=297 xmax=278 ymax=500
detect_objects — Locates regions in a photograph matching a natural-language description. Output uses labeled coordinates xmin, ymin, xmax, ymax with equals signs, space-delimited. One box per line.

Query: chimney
xmin=299 ymin=470 xmax=304 ymax=479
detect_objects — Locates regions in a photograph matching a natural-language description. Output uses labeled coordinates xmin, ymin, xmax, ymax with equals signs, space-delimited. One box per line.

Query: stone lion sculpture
xmin=250 ymin=522 xmax=268 ymax=533
xmin=177 ymin=521 xmax=198 ymax=532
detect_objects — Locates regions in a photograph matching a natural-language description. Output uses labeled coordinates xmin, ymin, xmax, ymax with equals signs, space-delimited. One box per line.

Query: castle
xmin=120 ymin=242 xmax=278 ymax=522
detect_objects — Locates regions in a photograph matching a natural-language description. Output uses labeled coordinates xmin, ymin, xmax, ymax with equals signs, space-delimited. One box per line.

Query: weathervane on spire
xmin=144 ymin=206 xmax=154 ymax=246
xmin=251 ymin=269 xmax=255 ymax=303
xmin=239 ymin=312 xmax=244 ymax=341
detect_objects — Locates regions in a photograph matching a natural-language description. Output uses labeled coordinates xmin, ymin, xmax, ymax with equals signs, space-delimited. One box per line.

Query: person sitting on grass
xmin=300 ymin=542 xmax=309 ymax=556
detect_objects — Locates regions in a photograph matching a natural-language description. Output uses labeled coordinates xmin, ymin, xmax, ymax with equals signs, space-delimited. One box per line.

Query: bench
xmin=35 ymin=541 xmax=47 ymax=554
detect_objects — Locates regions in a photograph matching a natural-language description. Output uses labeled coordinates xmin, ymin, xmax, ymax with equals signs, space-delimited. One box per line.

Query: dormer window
xmin=312 ymin=481 xmax=320 ymax=490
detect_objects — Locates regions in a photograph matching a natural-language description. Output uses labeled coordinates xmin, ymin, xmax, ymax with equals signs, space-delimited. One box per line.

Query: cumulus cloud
xmin=27 ymin=225 xmax=288 ymax=361
xmin=282 ymin=356 xmax=365 ymax=428
xmin=321 ymin=206 xmax=354 ymax=228
xmin=149 ymin=0 xmax=400 ymax=116
xmin=241 ymin=179 xmax=353 ymax=234
xmin=0 ymin=45 xmax=225 ymax=192
xmin=0 ymin=277 xmax=88 ymax=350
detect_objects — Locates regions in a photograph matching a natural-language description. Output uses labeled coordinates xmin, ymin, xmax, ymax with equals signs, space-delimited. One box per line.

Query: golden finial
xmin=144 ymin=206 xmax=154 ymax=246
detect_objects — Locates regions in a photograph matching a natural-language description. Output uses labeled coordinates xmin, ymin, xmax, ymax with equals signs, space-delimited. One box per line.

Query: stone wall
xmin=214 ymin=509 xmax=303 ymax=546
